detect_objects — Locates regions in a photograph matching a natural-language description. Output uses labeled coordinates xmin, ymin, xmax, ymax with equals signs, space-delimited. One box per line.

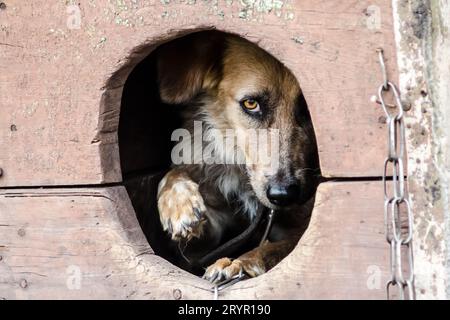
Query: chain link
xmin=376 ymin=49 xmax=415 ymax=300
xmin=209 ymin=209 xmax=276 ymax=299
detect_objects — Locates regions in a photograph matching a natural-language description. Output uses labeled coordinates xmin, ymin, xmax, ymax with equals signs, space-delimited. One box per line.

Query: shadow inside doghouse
xmin=119 ymin=46 xmax=183 ymax=268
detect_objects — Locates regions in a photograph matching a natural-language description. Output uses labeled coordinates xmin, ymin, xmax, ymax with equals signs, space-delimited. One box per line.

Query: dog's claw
xmin=203 ymin=258 xmax=243 ymax=283
xmin=203 ymin=257 xmax=265 ymax=283
xmin=204 ymin=271 xmax=219 ymax=283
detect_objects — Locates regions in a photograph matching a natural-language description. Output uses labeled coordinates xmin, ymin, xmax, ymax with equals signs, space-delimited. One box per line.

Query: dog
xmin=154 ymin=30 xmax=320 ymax=282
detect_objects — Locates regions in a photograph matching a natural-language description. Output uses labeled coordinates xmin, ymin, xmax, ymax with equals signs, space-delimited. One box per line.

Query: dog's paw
xmin=202 ymin=257 xmax=265 ymax=283
xmin=157 ymin=175 xmax=207 ymax=241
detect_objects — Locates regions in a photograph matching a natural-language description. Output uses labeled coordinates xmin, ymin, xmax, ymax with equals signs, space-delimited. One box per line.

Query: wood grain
xmin=0 ymin=0 xmax=398 ymax=186
xmin=0 ymin=182 xmax=389 ymax=299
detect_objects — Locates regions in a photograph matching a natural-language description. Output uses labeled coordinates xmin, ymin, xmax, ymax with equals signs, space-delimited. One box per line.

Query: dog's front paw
xmin=203 ymin=257 xmax=265 ymax=283
xmin=157 ymin=174 xmax=207 ymax=241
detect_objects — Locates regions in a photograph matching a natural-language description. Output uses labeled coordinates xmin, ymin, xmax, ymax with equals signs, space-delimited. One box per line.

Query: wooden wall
xmin=0 ymin=182 xmax=389 ymax=299
xmin=0 ymin=1 xmax=398 ymax=299
xmin=0 ymin=0 xmax=398 ymax=186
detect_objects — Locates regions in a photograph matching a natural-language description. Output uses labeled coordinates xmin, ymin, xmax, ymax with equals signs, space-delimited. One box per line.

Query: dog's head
xmin=156 ymin=31 xmax=320 ymax=210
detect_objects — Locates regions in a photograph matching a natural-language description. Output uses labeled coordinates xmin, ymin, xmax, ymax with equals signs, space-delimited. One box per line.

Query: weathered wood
xmin=0 ymin=186 xmax=211 ymax=299
xmin=0 ymin=181 xmax=389 ymax=299
xmin=0 ymin=1 xmax=398 ymax=186
xmin=392 ymin=0 xmax=449 ymax=299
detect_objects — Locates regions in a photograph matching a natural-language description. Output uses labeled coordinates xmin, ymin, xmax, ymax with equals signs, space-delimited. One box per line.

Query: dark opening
xmin=118 ymin=30 xmax=319 ymax=277
xmin=118 ymin=46 xmax=182 ymax=266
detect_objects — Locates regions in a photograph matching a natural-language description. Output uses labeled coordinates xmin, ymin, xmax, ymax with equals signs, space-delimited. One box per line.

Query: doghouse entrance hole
xmin=117 ymin=30 xmax=320 ymax=277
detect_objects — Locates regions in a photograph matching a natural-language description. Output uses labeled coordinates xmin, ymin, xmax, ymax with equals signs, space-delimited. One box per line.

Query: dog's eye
xmin=240 ymin=99 xmax=260 ymax=112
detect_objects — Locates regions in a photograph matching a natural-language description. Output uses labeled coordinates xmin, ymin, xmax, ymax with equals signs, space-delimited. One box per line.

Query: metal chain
xmin=210 ymin=209 xmax=276 ymax=299
xmin=376 ymin=49 xmax=415 ymax=300
xmin=211 ymin=273 xmax=247 ymax=300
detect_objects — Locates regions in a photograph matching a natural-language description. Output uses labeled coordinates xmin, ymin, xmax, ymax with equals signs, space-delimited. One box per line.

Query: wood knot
xmin=17 ymin=228 xmax=26 ymax=237
xmin=173 ymin=288 xmax=182 ymax=300
xmin=20 ymin=279 xmax=28 ymax=289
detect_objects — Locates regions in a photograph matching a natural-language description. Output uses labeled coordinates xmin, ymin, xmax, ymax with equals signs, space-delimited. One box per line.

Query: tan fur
xmin=157 ymin=168 xmax=207 ymax=241
xmin=154 ymin=31 xmax=319 ymax=282
xmin=212 ymin=37 xmax=305 ymax=208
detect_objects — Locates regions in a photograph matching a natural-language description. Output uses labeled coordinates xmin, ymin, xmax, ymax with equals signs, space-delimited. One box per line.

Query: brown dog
xmin=155 ymin=31 xmax=319 ymax=282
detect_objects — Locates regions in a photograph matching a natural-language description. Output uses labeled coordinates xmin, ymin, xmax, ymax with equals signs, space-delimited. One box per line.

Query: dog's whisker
xmin=178 ymin=240 xmax=192 ymax=264
xmin=296 ymin=167 xmax=321 ymax=173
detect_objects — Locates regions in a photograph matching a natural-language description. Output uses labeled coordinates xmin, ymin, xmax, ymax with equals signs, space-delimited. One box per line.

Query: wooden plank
xmin=0 ymin=1 xmax=397 ymax=186
xmin=0 ymin=182 xmax=389 ymax=299
xmin=220 ymin=180 xmax=390 ymax=299
xmin=0 ymin=186 xmax=211 ymax=299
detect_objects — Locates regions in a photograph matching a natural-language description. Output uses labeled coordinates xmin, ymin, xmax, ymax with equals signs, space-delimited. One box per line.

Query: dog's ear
xmin=155 ymin=31 xmax=225 ymax=105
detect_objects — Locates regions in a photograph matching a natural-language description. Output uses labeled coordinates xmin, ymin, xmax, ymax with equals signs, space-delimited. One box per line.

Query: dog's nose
xmin=266 ymin=183 xmax=300 ymax=206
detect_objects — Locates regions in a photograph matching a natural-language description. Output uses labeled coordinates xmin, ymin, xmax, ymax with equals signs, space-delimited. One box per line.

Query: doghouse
xmin=0 ymin=0 xmax=446 ymax=299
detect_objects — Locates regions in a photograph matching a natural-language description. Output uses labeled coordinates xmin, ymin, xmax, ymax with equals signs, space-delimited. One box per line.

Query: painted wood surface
xmin=0 ymin=0 xmax=398 ymax=186
xmin=0 ymin=181 xmax=389 ymax=299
